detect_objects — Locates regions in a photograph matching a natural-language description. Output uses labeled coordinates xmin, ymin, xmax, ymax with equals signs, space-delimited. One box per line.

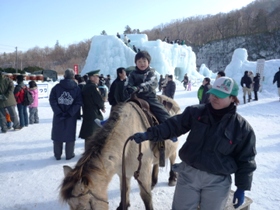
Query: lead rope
xmin=121 ymin=136 xmax=150 ymax=210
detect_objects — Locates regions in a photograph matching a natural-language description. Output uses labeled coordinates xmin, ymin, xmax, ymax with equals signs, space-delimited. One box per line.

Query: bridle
xmin=70 ymin=189 xmax=109 ymax=210
xmin=121 ymin=136 xmax=150 ymax=210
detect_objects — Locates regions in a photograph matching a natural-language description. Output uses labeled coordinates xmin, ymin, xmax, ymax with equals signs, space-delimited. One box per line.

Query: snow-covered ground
xmin=1 ymin=82 xmax=280 ymax=210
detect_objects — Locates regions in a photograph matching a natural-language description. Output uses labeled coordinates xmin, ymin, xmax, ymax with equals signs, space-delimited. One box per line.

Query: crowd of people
xmin=0 ymin=72 xmax=39 ymax=133
xmin=5 ymin=49 xmax=280 ymax=209
xmin=163 ymin=36 xmax=187 ymax=45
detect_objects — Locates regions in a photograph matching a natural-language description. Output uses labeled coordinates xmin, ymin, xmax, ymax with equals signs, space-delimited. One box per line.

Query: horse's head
xmin=60 ymin=165 xmax=109 ymax=210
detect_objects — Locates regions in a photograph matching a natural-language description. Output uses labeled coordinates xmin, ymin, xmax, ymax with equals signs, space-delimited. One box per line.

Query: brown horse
xmin=60 ymin=95 xmax=180 ymax=210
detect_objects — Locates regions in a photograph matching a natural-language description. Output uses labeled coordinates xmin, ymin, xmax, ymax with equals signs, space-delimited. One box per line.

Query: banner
xmin=256 ymin=59 xmax=265 ymax=92
xmin=74 ymin=64 xmax=79 ymax=74
xmin=37 ymin=83 xmax=49 ymax=99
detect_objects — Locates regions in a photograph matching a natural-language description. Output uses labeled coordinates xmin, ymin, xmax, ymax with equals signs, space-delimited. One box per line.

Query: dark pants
xmin=147 ymin=97 xmax=170 ymax=124
xmin=29 ymin=107 xmax=39 ymax=123
xmin=254 ymin=90 xmax=258 ymax=100
xmin=53 ymin=141 xmax=75 ymax=159
xmin=17 ymin=104 xmax=28 ymax=127
xmin=0 ymin=105 xmax=20 ymax=131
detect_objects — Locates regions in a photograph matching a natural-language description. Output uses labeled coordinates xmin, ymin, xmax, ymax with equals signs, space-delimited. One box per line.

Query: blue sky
xmin=0 ymin=0 xmax=254 ymax=53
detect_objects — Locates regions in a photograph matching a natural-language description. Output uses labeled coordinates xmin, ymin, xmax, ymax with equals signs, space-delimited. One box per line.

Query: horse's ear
xmin=63 ymin=165 xmax=73 ymax=177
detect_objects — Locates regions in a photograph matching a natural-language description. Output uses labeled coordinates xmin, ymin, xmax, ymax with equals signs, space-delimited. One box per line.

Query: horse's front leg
xmin=168 ymin=151 xmax=177 ymax=186
xmin=117 ymin=176 xmax=131 ymax=210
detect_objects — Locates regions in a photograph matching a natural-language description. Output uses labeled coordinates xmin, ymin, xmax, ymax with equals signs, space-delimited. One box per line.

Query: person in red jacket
xmin=14 ymin=75 xmax=28 ymax=128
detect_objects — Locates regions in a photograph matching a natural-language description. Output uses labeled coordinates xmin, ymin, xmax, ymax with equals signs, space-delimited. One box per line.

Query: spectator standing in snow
xmin=240 ymin=71 xmax=253 ymax=103
xmin=0 ymin=72 xmax=21 ymax=133
xmin=253 ymin=73 xmax=261 ymax=101
xmin=79 ymin=70 xmax=105 ymax=150
xmin=105 ymin=74 xmax=111 ymax=89
xmin=28 ymin=81 xmax=39 ymax=124
xmin=164 ymin=75 xmax=176 ymax=99
xmin=161 ymin=74 xmax=169 ymax=95
xmin=108 ymin=67 xmax=127 ymax=110
xmin=197 ymin=77 xmax=212 ymax=104
xmin=158 ymin=75 xmax=164 ymax=92
xmin=248 ymin=71 xmax=254 ymax=91
xmin=181 ymin=73 xmax=189 ymax=90
xmin=216 ymin=71 xmax=226 ymax=80
xmin=49 ymin=69 xmax=83 ymax=160
xmin=131 ymin=76 xmax=257 ymax=210
xmin=14 ymin=75 xmax=29 ymax=128
xmin=273 ymin=67 xmax=280 ymax=101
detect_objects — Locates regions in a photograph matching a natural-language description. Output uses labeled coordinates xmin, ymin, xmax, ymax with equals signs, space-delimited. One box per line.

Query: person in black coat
xmin=124 ymin=51 xmax=170 ymax=124
xmin=253 ymin=73 xmax=260 ymax=101
xmin=273 ymin=67 xmax=280 ymax=100
xmin=79 ymin=70 xmax=105 ymax=150
xmin=131 ymin=77 xmax=256 ymax=210
xmin=240 ymin=71 xmax=253 ymax=103
xmin=49 ymin=69 xmax=83 ymax=160
xmin=108 ymin=67 xmax=127 ymax=110
xmin=158 ymin=75 xmax=164 ymax=92
xmin=105 ymin=75 xmax=111 ymax=89
xmin=164 ymin=75 xmax=176 ymax=99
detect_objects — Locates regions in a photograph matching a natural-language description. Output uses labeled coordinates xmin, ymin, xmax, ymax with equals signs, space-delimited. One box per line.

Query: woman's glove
xmin=233 ymin=188 xmax=244 ymax=209
xmin=132 ymin=132 xmax=148 ymax=144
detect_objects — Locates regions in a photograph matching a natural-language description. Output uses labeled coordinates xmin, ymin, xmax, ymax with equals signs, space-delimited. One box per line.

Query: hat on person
xmin=168 ymin=75 xmax=173 ymax=79
xmin=207 ymin=77 xmax=239 ymax=98
xmin=87 ymin=69 xmax=100 ymax=77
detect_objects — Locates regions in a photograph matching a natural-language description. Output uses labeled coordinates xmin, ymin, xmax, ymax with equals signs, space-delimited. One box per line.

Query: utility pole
xmin=15 ymin=47 xmax=18 ymax=73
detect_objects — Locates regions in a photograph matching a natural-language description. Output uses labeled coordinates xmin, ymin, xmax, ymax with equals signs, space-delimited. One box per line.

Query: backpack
xmin=22 ymin=87 xmax=34 ymax=106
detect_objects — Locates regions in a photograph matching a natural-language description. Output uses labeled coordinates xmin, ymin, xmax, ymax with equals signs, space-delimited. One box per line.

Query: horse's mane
xmin=60 ymin=102 xmax=149 ymax=201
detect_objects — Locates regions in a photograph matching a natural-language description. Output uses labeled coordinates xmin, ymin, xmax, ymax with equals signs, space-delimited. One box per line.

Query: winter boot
xmin=243 ymin=96 xmax=246 ymax=104
xmin=248 ymin=94 xmax=251 ymax=102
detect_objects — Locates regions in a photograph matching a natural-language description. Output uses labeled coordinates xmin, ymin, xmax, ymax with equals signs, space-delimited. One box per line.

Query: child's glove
xmin=131 ymin=132 xmax=148 ymax=144
xmin=233 ymin=188 xmax=244 ymax=209
xmin=127 ymin=86 xmax=138 ymax=94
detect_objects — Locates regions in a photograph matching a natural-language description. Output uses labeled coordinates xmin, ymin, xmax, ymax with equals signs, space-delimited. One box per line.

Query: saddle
xmin=128 ymin=93 xmax=166 ymax=167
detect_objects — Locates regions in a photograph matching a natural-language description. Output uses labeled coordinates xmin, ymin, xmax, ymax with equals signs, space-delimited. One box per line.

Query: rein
xmin=71 ymin=189 xmax=109 ymax=207
xmin=121 ymin=136 xmax=151 ymax=210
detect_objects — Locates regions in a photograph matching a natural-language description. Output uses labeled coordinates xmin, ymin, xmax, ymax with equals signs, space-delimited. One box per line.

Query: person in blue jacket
xmin=131 ymin=76 xmax=257 ymax=210
xmin=49 ymin=69 xmax=83 ymax=160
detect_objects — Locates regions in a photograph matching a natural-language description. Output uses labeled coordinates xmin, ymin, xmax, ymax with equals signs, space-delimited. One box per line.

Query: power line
xmin=0 ymin=44 xmax=29 ymax=52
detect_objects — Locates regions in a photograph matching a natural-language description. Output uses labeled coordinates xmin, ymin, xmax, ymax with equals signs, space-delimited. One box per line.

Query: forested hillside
xmin=1 ymin=0 xmax=279 ymax=74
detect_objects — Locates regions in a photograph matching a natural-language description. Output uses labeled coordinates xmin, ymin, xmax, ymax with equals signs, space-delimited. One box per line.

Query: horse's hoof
xmin=168 ymin=180 xmax=177 ymax=186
